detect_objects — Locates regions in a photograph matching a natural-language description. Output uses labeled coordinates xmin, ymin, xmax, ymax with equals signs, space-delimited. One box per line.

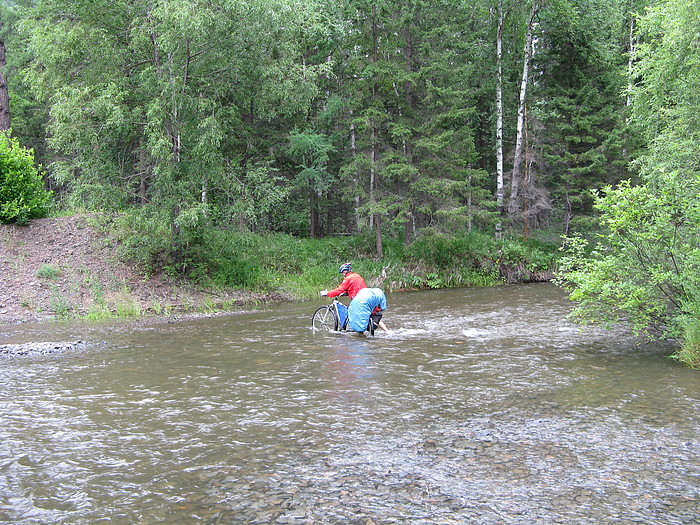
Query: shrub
xmin=175 ymin=228 xmax=262 ymax=288
xmin=36 ymin=264 xmax=61 ymax=279
xmin=0 ymin=134 xmax=52 ymax=225
xmin=406 ymin=231 xmax=495 ymax=270
xmin=669 ymin=297 xmax=700 ymax=369
xmin=111 ymin=207 xmax=173 ymax=274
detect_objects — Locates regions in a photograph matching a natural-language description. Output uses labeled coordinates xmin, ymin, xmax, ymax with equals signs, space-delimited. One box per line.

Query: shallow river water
xmin=1 ymin=283 xmax=699 ymax=524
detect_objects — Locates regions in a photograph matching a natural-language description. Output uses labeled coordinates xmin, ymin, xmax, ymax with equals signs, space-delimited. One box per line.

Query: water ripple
xmin=0 ymin=285 xmax=695 ymax=524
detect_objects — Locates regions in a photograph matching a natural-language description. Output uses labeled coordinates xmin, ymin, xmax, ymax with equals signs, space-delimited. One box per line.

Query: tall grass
xmin=670 ymin=304 xmax=700 ymax=369
xmin=108 ymin=213 xmax=561 ymax=301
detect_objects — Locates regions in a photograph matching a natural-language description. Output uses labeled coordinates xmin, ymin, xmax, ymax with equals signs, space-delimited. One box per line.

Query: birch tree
xmin=494 ymin=0 xmax=506 ymax=237
xmin=507 ymin=0 xmax=538 ymax=218
xmin=21 ymin=0 xmax=325 ymax=217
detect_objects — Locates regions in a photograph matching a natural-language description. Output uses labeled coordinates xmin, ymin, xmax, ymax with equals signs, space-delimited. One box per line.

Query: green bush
xmin=406 ymin=231 xmax=494 ymax=270
xmin=202 ymin=230 xmax=262 ymax=288
xmin=107 ymin=206 xmax=559 ymax=299
xmin=668 ymin=296 xmax=700 ymax=369
xmin=673 ymin=314 xmax=700 ymax=369
xmin=36 ymin=264 xmax=61 ymax=279
xmin=0 ymin=134 xmax=52 ymax=225
xmin=111 ymin=207 xmax=173 ymax=273
xmin=497 ymin=238 xmax=557 ymax=272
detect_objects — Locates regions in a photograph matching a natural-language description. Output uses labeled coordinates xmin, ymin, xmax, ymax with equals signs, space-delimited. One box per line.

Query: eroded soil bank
xmin=0 ymin=215 xmax=278 ymax=325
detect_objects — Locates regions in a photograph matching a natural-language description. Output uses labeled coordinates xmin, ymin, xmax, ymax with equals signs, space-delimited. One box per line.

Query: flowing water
xmin=1 ymin=284 xmax=698 ymax=524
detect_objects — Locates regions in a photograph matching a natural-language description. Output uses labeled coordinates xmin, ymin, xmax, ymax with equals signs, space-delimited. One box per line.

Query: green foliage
xmin=4 ymin=0 xmax=655 ymax=305
xmin=110 ymin=207 xmax=174 ymax=274
xmin=105 ymin=204 xmax=558 ymax=299
xmin=557 ymin=178 xmax=700 ymax=337
xmin=335 ymin=0 xmax=498 ymax=242
xmin=198 ymin=230 xmax=262 ymax=288
xmin=403 ymin=231 xmax=558 ymax=286
xmin=49 ymin=285 xmax=71 ymax=318
xmin=556 ymin=0 xmax=700 ymax=366
xmin=406 ymin=231 xmax=495 ymax=270
xmin=7 ymin=0 xmax=642 ymax=245
xmin=288 ymin=130 xmax=336 ymax=193
xmin=0 ymin=134 xmax=52 ymax=224
xmin=533 ymin=0 xmax=636 ymax=224
xmin=36 ymin=264 xmax=60 ymax=279
xmin=497 ymin=237 xmax=557 ymax=273
xmin=671 ymin=315 xmax=700 ymax=369
xmin=18 ymin=0 xmax=329 ymax=225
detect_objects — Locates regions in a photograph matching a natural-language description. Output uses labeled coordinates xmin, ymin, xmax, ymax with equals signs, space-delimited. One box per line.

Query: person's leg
xmin=370 ymin=313 xmax=388 ymax=333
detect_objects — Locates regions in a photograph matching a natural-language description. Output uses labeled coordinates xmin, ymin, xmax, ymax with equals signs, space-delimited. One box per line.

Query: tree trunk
xmin=310 ymin=195 xmax=321 ymax=238
xmin=402 ymin=20 xmax=417 ymax=246
xmin=495 ymin=2 xmax=505 ymax=238
xmin=467 ymin=167 xmax=473 ymax=233
xmin=0 ymin=25 xmax=11 ymax=132
xmin=523 ymin=106 xmax=530 ymax=240
xmin=369 ymin=123 xmax=377 ymax=230
xmin=349 ymin=108 xmax=361 ymax=230
xmin=375 ymin=214 xmax=384 ymax=259
xmin=626 ymin=17 xmax=635 ymax=109
xmin=370 ymin=4 xmax=382 ymax=257
xmin=563 ymin=193 xmax=573 ymax=238
xmin=623 ymin=16 xmax=636 ymax=159
xmin=508 ymin=1 xmax=537 ymax=217
xmin=404 ymin=206 xmax=416 ymax=246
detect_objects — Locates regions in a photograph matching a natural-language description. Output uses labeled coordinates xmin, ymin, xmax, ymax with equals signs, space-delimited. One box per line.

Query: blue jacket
xmin=347 ymin=288 xmax=387 ymax=332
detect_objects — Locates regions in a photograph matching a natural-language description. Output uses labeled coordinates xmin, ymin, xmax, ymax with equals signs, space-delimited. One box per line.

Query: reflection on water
xmin=322 ymin=336 xmax=377 ymax=395
xmin=1 ymin=284 xmax=699 ymax=524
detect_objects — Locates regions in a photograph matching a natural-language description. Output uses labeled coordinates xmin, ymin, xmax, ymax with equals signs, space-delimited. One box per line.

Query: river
xmin=0 ymin=283 xmax=698 ymax=524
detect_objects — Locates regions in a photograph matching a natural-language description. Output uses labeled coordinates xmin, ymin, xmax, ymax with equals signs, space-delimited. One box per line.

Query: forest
xmin=1 ymin=0 xmax=699 ymax=366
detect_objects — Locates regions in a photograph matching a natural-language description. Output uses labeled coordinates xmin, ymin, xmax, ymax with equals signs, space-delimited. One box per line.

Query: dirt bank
xmin=0 ymin=215 xmax=275 ymax=325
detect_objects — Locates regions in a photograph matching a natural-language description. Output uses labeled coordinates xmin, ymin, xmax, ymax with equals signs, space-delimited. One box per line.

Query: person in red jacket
xmin=321 ymin=263 xmax=389 ymax=333
xmin=320 ymin=263 xmax=366 ymax=299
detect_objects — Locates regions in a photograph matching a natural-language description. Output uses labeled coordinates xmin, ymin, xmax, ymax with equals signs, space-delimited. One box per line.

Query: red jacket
xmin=326 ymin=272 xmax=367 ymax=299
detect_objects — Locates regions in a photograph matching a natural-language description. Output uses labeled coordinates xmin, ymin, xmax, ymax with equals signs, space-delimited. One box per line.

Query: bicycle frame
xmin=311 ymin=298 xmax=349 ymax=332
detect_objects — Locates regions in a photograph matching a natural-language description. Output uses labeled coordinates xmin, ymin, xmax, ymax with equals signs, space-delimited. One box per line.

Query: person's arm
xmin=321 ymin=277 xmax=350 ymax=297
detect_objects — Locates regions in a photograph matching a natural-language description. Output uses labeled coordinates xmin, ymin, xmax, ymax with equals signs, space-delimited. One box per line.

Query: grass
xmin=37 ymin=264 xmax=61 ymax=280
xmin=48 ymin=285 xmax=71 ymax=317
xmin=34 ymin=212 xmax=561 ymax=320
xmin=107 ymin=216 xmax=562 ymax=302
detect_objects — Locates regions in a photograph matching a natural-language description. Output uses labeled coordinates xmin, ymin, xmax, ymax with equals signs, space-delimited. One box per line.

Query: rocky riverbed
xmin=0 ymin=340 xmax=89 ymax=357
xmin=125 ymin=408 xmax=700 ymax=524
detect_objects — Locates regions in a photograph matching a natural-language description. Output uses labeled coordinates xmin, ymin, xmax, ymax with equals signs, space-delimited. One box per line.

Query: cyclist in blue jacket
xmin=347 ymin=287 xmax=389 ymax=334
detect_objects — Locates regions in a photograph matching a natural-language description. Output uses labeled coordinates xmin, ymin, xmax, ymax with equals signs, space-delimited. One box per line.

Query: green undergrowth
xmin=104 ymin=211 xmax=561 ymax=302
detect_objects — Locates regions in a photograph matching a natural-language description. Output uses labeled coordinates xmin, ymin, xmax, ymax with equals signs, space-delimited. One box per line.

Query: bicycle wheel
xmin=312 ymin=305 xmax=339 ymax=331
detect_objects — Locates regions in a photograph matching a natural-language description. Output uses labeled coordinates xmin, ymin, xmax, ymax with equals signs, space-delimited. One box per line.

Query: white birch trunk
xmin=495 ymin=2 xmax=505 ymax=238
xmin=508 ymin=1 xmax=537 ymax=216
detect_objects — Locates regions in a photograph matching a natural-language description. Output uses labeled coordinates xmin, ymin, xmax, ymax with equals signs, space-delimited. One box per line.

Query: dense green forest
xmin=1 ymin=0 xmax=699 ymax=366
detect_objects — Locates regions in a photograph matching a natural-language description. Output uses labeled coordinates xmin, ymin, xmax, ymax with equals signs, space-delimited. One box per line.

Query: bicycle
xmin=311 ymin=298 xmax=349 ymax=332
xmin=311 ymin=296 xmax=383 ymax=335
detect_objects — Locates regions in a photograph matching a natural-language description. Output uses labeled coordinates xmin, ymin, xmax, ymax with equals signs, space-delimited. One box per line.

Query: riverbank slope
xmin=0 ymin=215 xmax=276 ymax=324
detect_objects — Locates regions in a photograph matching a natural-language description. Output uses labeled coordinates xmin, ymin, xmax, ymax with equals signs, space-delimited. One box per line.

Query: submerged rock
xmin=0 ymin=340 xmax=87 ymax=357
